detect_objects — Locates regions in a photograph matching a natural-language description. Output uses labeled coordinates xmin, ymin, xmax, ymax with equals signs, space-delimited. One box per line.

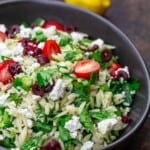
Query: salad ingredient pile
xmin=0 ymin=18 xmax=140 ymax=150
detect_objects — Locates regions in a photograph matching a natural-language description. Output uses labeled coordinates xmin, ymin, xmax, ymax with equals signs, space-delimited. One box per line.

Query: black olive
xmin=40 ymin=140 xmax=61 ymax=150
xmin=101 ymin=49 xmax=112 ymax=62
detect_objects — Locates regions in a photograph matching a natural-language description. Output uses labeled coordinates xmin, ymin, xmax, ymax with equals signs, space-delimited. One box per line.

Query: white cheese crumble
xmin=0 ymin=94 xmax=9 ymax=106
xmin=71 ymin=32 xmax=88 ymax=42
xmin=80 ymin=141 xmax=94 ymax=150
xmin=38 ymin=42 xmax=45 ymax=49
xmin=116 ymin=66 xmax=130 ymax=78
xmin=0 ymin=24 xmax=7 ymax=33
xmin=27 ymin=119 xmax=33 ymax=128
xmin=91 ymin=38 xmax=104 ymax=48
xmin=0 ymin=134 xmax=4 ymax=141
xmin=19 ymin=25 xmax=32 ymax=38
xmin=49 ymin=79 xmax=65 ymax=101
xmin=1 ymin=42 xmax=24 ymax=57
xmin=97 ymin=118 xmax=118 ymax=135
xmin=18 ymin=108 xmax=33 ymax=119
xmin=43 ymin=26 xmax=56 ymax=38
xmin=64 ymin=116 xmax=81 ymax=138
xmin=12 ymin=55 xmax=24 ymax=63
xmin=32 ymin=95 xmax=41 ymax=100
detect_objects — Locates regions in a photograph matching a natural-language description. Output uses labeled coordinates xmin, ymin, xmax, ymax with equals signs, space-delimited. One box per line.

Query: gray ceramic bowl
xmin=0 ymin=0 xmax=149 ymax=150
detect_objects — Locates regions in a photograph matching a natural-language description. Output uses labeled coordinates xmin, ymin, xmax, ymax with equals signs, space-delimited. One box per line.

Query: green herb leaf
xmin=90 ymin=110 xmax=116 ymax=121
xmin=0 ymin=137 xmax=15 ymax=148
xmin=59 ymin=36 xmax=71 ymax=47
xmin=21 ymin=21 xmax=29 ymax=28
xmin=89 ymin=72 xmax=99 ymax=84
xmin=8 ymin=93 xmax=22 ymax=104
xmin=21 ymin=134 xmax=44 ymax=150
xmin=73 ymin=80 xmax=90 ymax=106
xmin=13 ymin=76 xmax=33 ymax=91
xmin=122 ymin=83 xmax=133 ymax=106
xmin=32 ymin=17 xmax=45 ymax=27
xmin=0 ymin=108 xmax=12 ymax=129
xmin=33 ymin=120 xmax=52 ymax=133
xmin=80 ymin=108 xmax=94 ymax=133
xmin=36 ymin=70 xmax=51 ymax=87
xmin=34 ymin=31 xmax=47 ymax=43
xmin=59 ymin=126 xmax=72 ymax=142
xmin=58 ymin=115 xmax=71 ymax=127
xmin=128 ymin=80 xmax=140 ymax=91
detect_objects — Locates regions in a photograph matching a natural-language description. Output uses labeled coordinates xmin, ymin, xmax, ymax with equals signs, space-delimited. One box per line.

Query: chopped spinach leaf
xmin=0 ymin=137 xmax=15 ymax=148
xmin=0 ymin=108 xmax=12 ymax=129
xmin=34 ymin=31 xmax=47 ymax=43
xmin=90 ymin=110 xmax=116 ymax=121
xmin=59 ymin=126 xmax=72 ymax=142
xmin=8 ymin=93 xmax=22 ymax=104
xmin=80 ymin=108 xmax=94 ymax=133
xmin=21 ymin=134 xmax=44 ymax=150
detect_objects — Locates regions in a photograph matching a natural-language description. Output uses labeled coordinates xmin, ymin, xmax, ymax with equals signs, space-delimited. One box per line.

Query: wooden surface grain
xmin=106 ymin=0 xmax=150 ymax=149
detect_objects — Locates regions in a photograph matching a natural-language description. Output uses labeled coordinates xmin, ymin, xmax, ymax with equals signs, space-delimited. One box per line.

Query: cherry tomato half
xmin=74 ymin=60 xmax=100 ymax=79
xmin=0 ymin=31 xmax=7 ymax=42
xmin=43 ymin=21 xmax=64 ymax=31
xmin=109 ymin=63 xmax=121 ymax=77
xmin=42 ymin=40 xmax=61 ymax=60
xmin=0 ymin=60 xmax=16 ymax=84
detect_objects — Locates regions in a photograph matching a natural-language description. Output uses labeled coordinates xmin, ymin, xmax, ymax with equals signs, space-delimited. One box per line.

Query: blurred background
xmin=61 ymin=0 xmax=150 ymax=149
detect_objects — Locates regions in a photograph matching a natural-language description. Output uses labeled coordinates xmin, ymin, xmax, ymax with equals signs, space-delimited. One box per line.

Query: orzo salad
xmin=0 ymin=18 xmax=140 ymax=150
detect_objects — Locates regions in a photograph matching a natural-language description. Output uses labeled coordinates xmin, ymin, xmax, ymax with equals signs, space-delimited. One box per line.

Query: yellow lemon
xmin=65 ymin=0 xmax=111 ymax=15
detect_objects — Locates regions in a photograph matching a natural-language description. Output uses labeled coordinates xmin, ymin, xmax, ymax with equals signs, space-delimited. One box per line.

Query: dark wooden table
xmin=106 ymin=0 xmax=150 ymax=149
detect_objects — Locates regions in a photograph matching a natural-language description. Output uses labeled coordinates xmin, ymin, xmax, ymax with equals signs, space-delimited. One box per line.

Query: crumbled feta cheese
xmin=97 ymin=118 xmax=118 ymax=135
xmin=0 ymin=43 xmax=10 ymax=56
xmin=12 ymin=55 xmax=24 ymax=62
xmin=18 ymin=108 xmax=28 ymax=115
xmin=71 ymin=32 xmax=88 ymax=42
xmin=38 ymin=42 xmax=45 ymax=49
xmin=65 ymin=116 xmax=81 ymax=133
xmin=43 ymin=26 xmax=56 ymax=37
xmin=19 ymin=25 xmax=32 ymax=38
xmin=27 ymin=119 xmax=33 ymax=128
xmin=0 ymin=134 xmax=4 ymax=141
xmin=18 ymin=108 xmax=32 ymax=118
xmin=91 ymin=38 xmax=104 ymax=48
xmin=0 ymin=94 xmax=9 ymax=106
xmin=116 ymin=66 xmax=130 ymax=78
xmin=11 ymin=43 xmax=24 ymax=56
xmin=31 ymin=62 xmax=40 ymax=69
xmin=49 ymin=79 xmax=65 ymax=101
xmin=26 ymin=112 xmax=33 ymax=119
xmin=0 ymin=24 xmax=7 ymax=32
xmin=80 ymin=141 xmax=94 ymax=150
xmin=32 ymin=95 xmax=41 ymax=100
xmin=70 ymin=131 xmax=78 ymax=138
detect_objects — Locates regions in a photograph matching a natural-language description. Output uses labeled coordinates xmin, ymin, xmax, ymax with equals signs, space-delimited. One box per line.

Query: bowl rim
xmin=0 ymin=0 xmax=150 ymax=149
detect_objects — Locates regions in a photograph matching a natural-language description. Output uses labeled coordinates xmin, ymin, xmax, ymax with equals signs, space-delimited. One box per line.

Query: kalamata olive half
xmin=40 ymin=140 xmax=61 ymax=150
xmin=101 ymin=49 xmax=112 ymax=62
xmin=8 ymin=63 xmax=23 ymax=76
xmin=7 ymin=25 xmax=20 ymax=38
xmin=36 ymin=55 xmax=49 ymax=65
xmin=117 ymin=70 xmax=129 ymax=80
xmin=32 ymin=83 xmax=45 ymax=97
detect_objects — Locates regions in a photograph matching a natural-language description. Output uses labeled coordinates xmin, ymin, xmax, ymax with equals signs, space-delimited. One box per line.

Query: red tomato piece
xmin=109 ymin=63 xmax=121 ymax=77
xmin=42 ymin=40 xmax=61 ymax=60
xmin=0 ymin=31 xmax=7 ymax=42
xmin=74 ymin=60 xmax=100 ymax=79
xmin=0 ymin=60 xmax=16 ymax=84
xmin=43 ymin=21 xmax=64 ymax=31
